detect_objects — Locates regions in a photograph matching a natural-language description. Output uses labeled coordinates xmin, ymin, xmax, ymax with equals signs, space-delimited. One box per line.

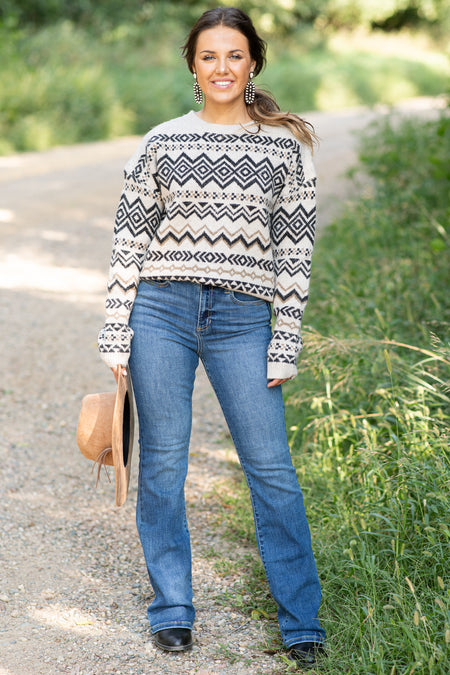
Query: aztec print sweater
xmin=98 ymin=110 xmax=316 ymax=379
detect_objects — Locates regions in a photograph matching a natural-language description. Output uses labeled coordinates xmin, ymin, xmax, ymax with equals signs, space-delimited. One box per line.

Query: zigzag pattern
xmin=115 ymin=193 xmax=162 ymax=237
xmin=274 ymin=288 xmax=308 ymax=305
xmin=109 ymin=251 xmax=145 ymax=269
xmin=107 ymin=278 xmax=140 ymax=295
xmin=274 ymin=259 xmax=311 ymax=277
xmin=155 ymin=228 xmax=271 ymax=254
xmin=165 ymin=200 xmax=268 ymax=226
xmin=98 ymin=112 xmax=317 ymax=377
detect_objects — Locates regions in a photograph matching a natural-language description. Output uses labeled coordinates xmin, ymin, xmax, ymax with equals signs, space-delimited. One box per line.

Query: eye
xmin=201 ymin=55 xmax=215 ymax=61
xmin=230 ymin=54 xmax=243 ymax=60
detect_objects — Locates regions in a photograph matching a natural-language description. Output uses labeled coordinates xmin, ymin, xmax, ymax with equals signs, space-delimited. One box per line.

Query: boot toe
xmin=288 ymin=642 xmax=326 ymax=668
xmin=154 ymin=628 xmax=193 ymax=652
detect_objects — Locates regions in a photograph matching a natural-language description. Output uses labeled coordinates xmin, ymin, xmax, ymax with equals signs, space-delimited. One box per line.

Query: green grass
xmin=211 ymin=115 xmax=450 ymax=673
xmin=0 ymin=19 xmax=449 ymax=154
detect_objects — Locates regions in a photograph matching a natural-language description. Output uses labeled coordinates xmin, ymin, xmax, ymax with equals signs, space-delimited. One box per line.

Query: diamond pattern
xmin=98 ymin=112 xmax=317 ymax=378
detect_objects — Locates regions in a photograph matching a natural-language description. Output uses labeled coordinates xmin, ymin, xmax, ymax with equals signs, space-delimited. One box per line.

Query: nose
xmin=216 ymin=57 xmax=228 ymax=74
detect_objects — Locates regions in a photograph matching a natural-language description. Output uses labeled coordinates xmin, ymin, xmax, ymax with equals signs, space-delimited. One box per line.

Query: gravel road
xmin=0 ymin=97 xmax=444 ymax=675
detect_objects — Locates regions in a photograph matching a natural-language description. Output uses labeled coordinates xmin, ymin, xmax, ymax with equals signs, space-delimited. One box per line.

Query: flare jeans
xmin=128 ymin=280 xmax=325 ymax=647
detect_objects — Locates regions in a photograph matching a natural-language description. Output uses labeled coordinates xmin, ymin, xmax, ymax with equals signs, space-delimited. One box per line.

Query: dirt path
xmin=0 ymin=97 xmax=444 ymax=675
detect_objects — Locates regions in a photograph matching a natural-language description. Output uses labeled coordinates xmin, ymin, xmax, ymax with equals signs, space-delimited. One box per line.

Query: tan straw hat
xmin=77 ymin=369 xmax=134 ymax=507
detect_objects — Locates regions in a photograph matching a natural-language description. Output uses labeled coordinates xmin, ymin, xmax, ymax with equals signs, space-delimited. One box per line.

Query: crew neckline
xmin=188 ymin=110 xmax=259 ymax=132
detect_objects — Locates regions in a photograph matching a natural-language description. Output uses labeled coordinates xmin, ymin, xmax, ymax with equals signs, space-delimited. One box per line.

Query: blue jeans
xmin=128 ymin=280 xmax=325 ymax=647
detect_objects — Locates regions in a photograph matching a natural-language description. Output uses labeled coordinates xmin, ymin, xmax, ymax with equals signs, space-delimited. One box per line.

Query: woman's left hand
xmin=267 ymin=378 xmax=289 ymax=388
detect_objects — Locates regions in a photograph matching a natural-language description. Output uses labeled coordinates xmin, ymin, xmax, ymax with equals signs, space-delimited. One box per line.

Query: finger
xmin=111 ymin=365 xmax=127 ymax=383
xmin=267 ymin=378 xmax=288 ymax=388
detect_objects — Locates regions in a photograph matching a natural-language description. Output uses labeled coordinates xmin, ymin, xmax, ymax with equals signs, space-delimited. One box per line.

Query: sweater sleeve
xmin=267 ymin=143 xmax=316 ymax=380
xmin=98 ymin=139 xmax=164 ymax=368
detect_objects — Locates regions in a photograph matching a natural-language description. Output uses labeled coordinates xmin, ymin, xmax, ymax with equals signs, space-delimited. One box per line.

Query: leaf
xmin=430 ymin=238 xmax=446 ymax=252
xmin=384 ymin=349 xmax=392 ymax=374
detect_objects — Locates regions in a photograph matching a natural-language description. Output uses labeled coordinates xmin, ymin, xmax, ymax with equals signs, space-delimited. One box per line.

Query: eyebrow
xmin=199 ymin=49 xmax=245 ymax=54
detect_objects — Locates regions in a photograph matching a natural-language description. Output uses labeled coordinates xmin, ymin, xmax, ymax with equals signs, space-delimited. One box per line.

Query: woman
xmin=98 ymin=6 xmax=326 ymax=668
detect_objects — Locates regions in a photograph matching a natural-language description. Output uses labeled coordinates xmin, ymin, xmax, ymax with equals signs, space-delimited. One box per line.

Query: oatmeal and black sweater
xmin=98 ymin=110 xmax=316 ymax=379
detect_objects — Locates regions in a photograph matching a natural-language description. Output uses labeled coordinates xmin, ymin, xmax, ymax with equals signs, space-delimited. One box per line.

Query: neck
xmin=197 ymin=100 xmax=252 ymax=125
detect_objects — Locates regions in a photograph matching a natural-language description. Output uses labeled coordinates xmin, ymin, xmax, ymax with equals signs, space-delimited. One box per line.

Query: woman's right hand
xmin=111 ymin=365 xmax=127 ymax=384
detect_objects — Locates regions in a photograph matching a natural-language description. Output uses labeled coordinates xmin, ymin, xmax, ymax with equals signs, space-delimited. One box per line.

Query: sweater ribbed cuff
xmin=99 ymin=351 xmax=130 ymax=369
xmin=267 ymin=361 xmax=298 ymax=381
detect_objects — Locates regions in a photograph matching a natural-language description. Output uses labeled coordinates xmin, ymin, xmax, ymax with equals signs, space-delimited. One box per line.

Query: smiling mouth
xmin=212 ymin=80 xmax=234 ymax=88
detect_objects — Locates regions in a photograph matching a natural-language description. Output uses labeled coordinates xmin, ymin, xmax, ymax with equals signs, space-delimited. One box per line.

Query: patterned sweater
xmin=98 ymin=111 xmax=316 ymax=379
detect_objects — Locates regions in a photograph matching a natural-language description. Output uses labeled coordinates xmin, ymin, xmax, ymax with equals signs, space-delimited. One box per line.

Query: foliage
xmin=0 ymin=22 xmax=134 ymax=153
xmin=1 ymin=0 xmax=448 ymax=154
xmin=212 ymin=115 xmax=450 ymax=673
xmin=1 ymin=0 xmax=449 ymax=34
xmin=264 ymin=32 xmax=449 ymax=112
xmin=321 ymin=0 xmax=450 ymax=30
xmin=1 ymin=18 xmax=448 ymax=154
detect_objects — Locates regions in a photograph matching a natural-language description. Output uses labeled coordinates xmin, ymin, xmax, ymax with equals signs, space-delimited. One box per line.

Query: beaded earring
xmin=193 ymin=73 xmax=203 ymax=105
xmin=244 ymin=72 xmax=255 ymax=105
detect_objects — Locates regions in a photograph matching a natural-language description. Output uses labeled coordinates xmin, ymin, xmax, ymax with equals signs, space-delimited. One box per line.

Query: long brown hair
xmin=181 ymin=6 xmax=317 ymax=150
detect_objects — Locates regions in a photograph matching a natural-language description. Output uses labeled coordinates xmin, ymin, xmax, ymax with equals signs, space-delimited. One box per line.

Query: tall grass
xmin=212 ymin=115 xmax=450 ymax=673
xmin=1 ymin=18 xmax=449 ymax=154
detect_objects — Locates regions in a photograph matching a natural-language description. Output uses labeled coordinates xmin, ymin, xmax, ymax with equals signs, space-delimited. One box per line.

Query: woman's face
xmin=193 ymin=25 xmax=256 ymax=109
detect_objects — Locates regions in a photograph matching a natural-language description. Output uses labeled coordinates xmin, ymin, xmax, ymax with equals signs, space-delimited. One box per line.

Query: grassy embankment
xmin=0 ymin=19 xmax=448 ymax=154
xmin=211 ymin=115 xmax=449 ymax=674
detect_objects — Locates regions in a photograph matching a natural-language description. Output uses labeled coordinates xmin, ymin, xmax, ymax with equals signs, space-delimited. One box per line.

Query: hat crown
xmin=76 ymin=370 xmax=134 ymax=506
xmin=77 ymin=392 xmax=115 ymax=463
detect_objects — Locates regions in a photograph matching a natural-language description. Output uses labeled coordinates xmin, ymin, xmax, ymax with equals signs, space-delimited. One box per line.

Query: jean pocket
xmin=142 ymin=278 xmax=171 ymax=287
xmin=230 ymin=290 xmax=265 ymax=306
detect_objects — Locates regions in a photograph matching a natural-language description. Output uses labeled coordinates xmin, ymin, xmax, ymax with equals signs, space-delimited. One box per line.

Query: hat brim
xmin=111 ymin=369 xmax=135 ymax=507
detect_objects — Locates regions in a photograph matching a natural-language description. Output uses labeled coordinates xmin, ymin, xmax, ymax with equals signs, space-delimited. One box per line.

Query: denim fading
xmin=128 ymin=279 xmax=325 ymax=646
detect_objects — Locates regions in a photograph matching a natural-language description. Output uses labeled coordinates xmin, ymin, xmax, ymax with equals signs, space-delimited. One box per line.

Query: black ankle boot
xmin=154 ymin=628 xmax=193 ymax=652
xmin=288 ymin=642 xmax=326 ymax=668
